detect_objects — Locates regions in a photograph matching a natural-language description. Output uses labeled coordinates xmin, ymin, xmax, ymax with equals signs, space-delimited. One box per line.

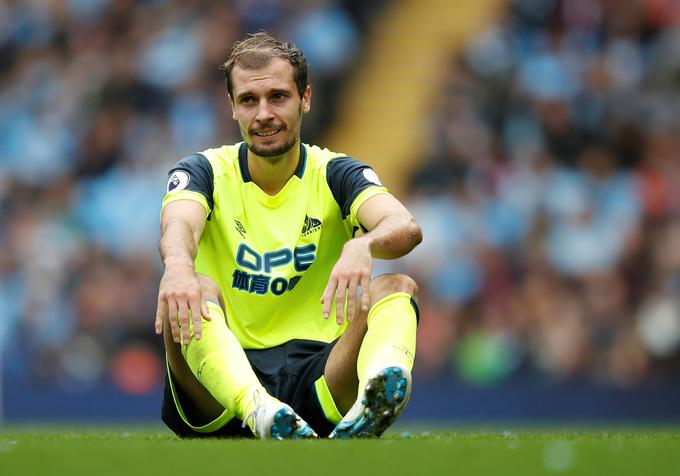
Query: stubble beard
xmin=246 ymin=135 xmax=297 ymax=158
xmin=243 ymin=106 xmax=303 ymax=159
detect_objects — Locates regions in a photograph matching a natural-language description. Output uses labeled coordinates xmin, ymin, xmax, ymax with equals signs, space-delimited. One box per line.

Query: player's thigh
xmin=323 ymin=273 xmax=418 ymax=412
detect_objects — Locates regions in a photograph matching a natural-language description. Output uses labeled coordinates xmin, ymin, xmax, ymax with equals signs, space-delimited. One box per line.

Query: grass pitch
xmin=1 ymin=426 xmax=679 ymax=476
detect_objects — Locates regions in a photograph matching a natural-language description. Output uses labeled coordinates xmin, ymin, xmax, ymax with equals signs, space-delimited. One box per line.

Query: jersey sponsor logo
xmin=301 ymin=215 xmax=322 ymax=236
xmin=167 ymin=170 xmax=190 ymax=192
xmin=231 ymin=243 xmax=317 ymax=296
xmin=232 ymin=271 xmax=302 ymax=295
xmin=236 ymin=243 xmax=317 ymax=272
xmin=362 ymin=168 xmax=382 ymax=186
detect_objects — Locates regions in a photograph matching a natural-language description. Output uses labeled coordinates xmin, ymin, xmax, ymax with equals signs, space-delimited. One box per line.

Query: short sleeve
xmin=162 ymin=153 xmax=214 ymax=215
xmin=326 ymin=156 xmax=389 ymax=220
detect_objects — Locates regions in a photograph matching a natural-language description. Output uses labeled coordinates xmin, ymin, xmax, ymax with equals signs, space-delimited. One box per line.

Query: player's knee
xmin=369 ymin=273 xmax=418 ymax=304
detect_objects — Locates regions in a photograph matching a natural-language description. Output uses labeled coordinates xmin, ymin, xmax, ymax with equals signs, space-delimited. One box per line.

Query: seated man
xmin=155 ymin=31 xmax=422 ymax=439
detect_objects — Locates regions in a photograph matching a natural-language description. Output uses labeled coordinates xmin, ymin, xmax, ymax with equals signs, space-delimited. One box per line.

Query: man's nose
xmin=256 ymin=100 xmax=274 ymax=122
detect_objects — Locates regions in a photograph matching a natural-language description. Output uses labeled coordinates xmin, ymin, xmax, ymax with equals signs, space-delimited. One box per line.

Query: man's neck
xmin=247 ymin=142 xmax=300 ymax=196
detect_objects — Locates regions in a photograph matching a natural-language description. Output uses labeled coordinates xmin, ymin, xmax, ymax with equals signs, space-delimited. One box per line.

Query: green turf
xmin=1 ymin=427 xmax=679 ymax=476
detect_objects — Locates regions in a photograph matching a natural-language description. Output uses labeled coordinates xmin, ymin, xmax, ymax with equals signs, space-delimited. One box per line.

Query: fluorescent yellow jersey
xmin=162 ymin=143 xmax=389 ymax=349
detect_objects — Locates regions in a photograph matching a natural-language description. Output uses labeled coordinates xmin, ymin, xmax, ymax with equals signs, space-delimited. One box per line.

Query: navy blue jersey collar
xmin=238 ymin=142 xmax=307 ymax=183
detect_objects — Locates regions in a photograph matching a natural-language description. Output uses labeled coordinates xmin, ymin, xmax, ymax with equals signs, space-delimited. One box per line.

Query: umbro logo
xmin=235 ymin=220 xmax=246 ymax=238
xmin=301 ymin=215 xmax=322 ymax=236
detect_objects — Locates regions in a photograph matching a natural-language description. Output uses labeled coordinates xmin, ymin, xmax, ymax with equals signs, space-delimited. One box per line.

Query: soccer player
xmin=155 ymin=32 xmax=422 ymax=439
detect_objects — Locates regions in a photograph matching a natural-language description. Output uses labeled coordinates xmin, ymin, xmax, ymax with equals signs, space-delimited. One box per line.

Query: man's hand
xmin=155 ymin=262 xmax=210 ymax=344
xmin=320 ymin=238 xmax=372 ymax=325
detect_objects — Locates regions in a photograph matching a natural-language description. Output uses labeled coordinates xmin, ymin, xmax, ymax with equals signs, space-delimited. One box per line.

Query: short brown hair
xmin=220 ymin=31 xmax=308 ymax=98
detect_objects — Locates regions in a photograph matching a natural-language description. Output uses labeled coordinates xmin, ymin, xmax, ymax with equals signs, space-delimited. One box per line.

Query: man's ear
xmin=228 ymin=94 xmax=236 ymax=120
xmin=301 ymin=85 xmax=311 ymax=114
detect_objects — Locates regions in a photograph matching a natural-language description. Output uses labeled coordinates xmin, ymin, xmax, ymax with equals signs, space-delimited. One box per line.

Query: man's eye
xmin=241 ymin=97 xmax=255 ymax=104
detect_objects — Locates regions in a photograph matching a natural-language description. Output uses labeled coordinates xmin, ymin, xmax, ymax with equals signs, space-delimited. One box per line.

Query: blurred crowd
xmin=389 ymin=0 xmax=680 ymax=387
xmin=0 ymin=0 xmax=376 ymax=393
xmin=2 ymin=0 xmax=680 ymax=399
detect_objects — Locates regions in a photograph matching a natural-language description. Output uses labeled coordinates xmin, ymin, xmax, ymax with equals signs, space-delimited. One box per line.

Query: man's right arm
xmin=155 ymin=199 xmax=209 ymax=344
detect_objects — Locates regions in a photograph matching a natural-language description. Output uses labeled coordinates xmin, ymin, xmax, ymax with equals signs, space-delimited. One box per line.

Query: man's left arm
xmin=321 ymin=193 xmax=422 ymax=324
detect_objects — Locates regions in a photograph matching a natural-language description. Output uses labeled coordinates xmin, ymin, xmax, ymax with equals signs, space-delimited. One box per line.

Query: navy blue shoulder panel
xmin=326 ymin=156 xmax=382 ymax=219
xmin=167 ymin=153 xmax=214 ymax=210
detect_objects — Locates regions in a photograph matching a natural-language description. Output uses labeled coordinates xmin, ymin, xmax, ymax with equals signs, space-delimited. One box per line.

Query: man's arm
xmin=321 ymin=193 xmax=422 ymax=324
xmin=353 ymin=193 xmax=423 ymax=259
xmin=155 ymin=200 xmax=210 ymax=344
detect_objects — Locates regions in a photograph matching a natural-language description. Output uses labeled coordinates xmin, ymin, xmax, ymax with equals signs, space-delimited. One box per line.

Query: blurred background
xmin=1 ymin=0 xmax=680 ymax=426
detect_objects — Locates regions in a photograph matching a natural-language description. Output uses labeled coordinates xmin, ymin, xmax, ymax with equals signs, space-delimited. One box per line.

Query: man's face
xmin=229 ymin=58 xmax=311 ymax=158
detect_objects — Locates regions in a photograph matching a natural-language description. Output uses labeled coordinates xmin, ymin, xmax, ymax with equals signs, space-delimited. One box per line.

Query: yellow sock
xmin=356 ymin=292 xmax=418 ymax=392
xmin=181 ymin=301 xmax=270 ymax=428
